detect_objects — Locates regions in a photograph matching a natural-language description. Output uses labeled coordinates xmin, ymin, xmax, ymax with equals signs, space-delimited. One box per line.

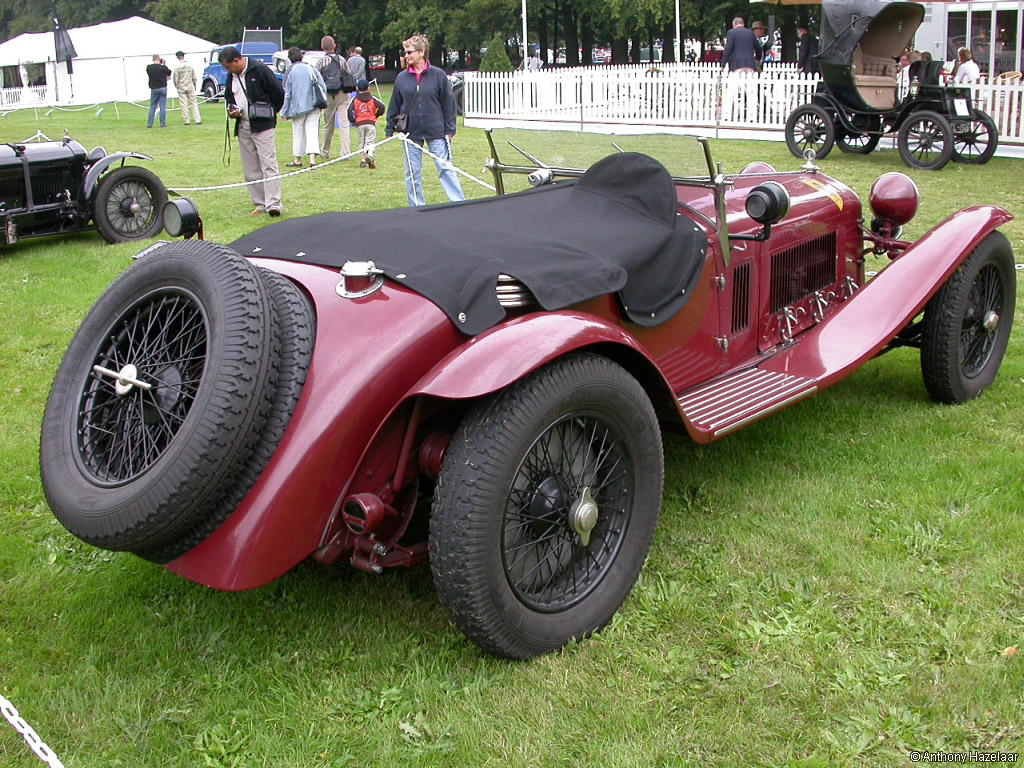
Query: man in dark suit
xmin=798 ymin=25 xmax=819 ymax=75
xmin=721 ymin=18 xmax=760 ymax=73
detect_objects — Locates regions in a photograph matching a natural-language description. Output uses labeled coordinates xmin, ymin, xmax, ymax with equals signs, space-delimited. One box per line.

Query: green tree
xmin=478 ymin=34 xmax=513 ymax=71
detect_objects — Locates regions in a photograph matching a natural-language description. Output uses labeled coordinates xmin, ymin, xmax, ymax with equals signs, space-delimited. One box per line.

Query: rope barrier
xmin=167 ymin=133 xmax=495 ymax=194
xmin=1 ymin=691 xmax=66 ymax=768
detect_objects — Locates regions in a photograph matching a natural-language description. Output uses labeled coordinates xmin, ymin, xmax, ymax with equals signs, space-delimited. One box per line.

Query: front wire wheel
xmin=93 ymin=166 xmax=168 ymax=243
xmin=952 ymin=110 xmax=998 ymax=164
xmin=921 ymin=231 xmax=1016 ymax=403
xmin=785 ymin=104 xmax=836 ymax=160
xmin=430 ymin=353 xmax=664 ymax=659
xmin=897 ymin=110 xmax=954 ymax=170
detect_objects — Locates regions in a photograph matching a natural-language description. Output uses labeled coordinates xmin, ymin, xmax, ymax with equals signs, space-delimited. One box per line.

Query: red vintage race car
xmin=39 ymin=135 xmax=1015 ymax=660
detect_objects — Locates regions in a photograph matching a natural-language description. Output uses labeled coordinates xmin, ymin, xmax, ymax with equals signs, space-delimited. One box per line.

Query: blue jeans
xmin=148 ymin=87 xmax=167 ymax=127
xmin=402 ymin=138 xmax=464 ymax=207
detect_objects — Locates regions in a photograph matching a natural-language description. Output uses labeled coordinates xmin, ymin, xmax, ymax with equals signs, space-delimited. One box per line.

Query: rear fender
xmin=409 ymin=311 xmax=683 ymax=423
xmin=82 ymin=153 xmax=153 ymax=199
xmin=761 ymin=205 xmax=1012 ymax=385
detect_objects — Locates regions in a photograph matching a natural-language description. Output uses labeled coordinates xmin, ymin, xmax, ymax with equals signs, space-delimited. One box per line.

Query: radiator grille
xmin=731 ymin=262 xmax=751 ymax=333
xmin=30 ymin=166 xmax=75 ymax=205
xmin=0 ymin=173 xmax=25 ymax=209
xmin=769 ymin=232 xmax=837 ymax=313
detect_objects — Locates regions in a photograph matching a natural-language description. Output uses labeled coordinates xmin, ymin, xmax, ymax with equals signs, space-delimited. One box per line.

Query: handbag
xmin=236 ymin=74 xmax=276 ymax=121
xmin=393 ymin=85 xmax=419 ymax=133
xmin=248 ymin=101 xmax=275 ymax=120
xmin=309 ymin=65 xmax=327 ymax=110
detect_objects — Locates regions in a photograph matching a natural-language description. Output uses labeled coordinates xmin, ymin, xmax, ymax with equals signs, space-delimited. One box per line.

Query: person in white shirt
xmin=953 ymin=47 xmax=980 ymax=84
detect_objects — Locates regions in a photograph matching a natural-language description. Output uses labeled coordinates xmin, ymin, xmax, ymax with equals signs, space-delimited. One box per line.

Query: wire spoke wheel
xmin=93 ymin=166 xmax=167 ymax=243
xmin=78 ymin=289 xmax=207 ymax=485
xmin=502 ymin=412 xmax=633 ymax=612
xmin=41 ymin=241 xmax=281 ymax=551
xmin=431 ymin=353 xmax=664 ymax=659
xmin=959 ymin=264 xmax=1003 ymax=378
xmin=105 ymin=180 xmax=156 ymax=236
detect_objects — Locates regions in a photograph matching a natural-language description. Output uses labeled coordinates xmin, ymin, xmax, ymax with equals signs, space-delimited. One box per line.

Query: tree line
xmin=0 ymin=0 xmax=817 ymax=68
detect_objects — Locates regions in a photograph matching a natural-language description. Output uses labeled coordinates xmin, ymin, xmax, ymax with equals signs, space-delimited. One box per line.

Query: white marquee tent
xmin=0 ymin=16 xmax=217 ymax=108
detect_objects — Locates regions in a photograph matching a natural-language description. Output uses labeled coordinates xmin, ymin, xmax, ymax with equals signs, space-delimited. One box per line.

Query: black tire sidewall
xmin=921 ymin=232 xmax=1016 ymax=403
xmin=93 ymin=166 xmax=168 ymax=244
xmin=134 ymin=268 xmax=316 ymax=563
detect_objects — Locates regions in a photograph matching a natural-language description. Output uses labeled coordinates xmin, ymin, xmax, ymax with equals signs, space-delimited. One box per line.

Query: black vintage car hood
xmin=232 ymin=152 xmax=707 ymax=335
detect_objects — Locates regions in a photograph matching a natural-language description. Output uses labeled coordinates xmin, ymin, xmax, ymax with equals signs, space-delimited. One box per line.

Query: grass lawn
xmin=1 ymin=96 xmax=1023 ymax=768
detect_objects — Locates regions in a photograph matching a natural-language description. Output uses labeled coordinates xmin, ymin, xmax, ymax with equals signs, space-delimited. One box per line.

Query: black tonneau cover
xmin=232 ymin=152 xmax=707 ymax=335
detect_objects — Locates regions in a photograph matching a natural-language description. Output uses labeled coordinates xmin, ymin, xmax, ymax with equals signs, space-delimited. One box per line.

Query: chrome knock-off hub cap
xmin=92 ymin=362 xmax=152 ymax=396
xmin=569 ymin=487 xmax=599 ymax=546
xmin=983 ymin=310 xmax=1000 ymax=333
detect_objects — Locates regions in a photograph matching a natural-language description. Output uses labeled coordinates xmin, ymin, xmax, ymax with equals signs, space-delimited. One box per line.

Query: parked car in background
xmin=201 ymin=32 xmax=283 ymax=99
xmin=271 ymin=49 xmax=325 ymax=78
xmin=0 ymin=134 xmax=166 ymax=245
xmin=785 ymin=0 xmax=998 ymax=170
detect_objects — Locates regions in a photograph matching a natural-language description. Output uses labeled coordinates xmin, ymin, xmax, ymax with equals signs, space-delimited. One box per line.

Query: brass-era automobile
xmin=0 ymin=134 xmax=166 ymax=245
xmin=40 ymin=134 xmax=1014 ymax=659
xmin=786 ymin=0 xmax=998 ymax=170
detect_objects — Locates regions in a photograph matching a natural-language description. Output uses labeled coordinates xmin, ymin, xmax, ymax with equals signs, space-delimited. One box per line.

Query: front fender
xmin=82 ymin=152 xmax=153 ymax=199
xmin=761 ymin=205 xmax=1012 ymax=385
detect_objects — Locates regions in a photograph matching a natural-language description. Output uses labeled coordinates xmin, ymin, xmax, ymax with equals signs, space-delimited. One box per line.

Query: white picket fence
xmin=464 ymin=63 xmax=1024 ymax=145
xmin=0 ymin=85 xmax=50 ymax=108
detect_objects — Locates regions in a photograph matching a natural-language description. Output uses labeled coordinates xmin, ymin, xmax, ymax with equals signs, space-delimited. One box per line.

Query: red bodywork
xmin=167 ymin=166 xmax=1011 ymax=591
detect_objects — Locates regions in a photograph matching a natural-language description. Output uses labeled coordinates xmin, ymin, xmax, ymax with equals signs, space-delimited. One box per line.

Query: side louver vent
xmin=769 ymin=232 xmax=837 ymax=313
xmin=731 ymin=262 xmax=751 ymax=333
xmin=495 ymin=274 xmax=539 ymax=310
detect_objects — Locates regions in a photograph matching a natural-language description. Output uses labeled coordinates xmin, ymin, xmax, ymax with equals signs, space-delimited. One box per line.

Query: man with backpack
xmin=317 ymin=35 xmax=356 ymax=159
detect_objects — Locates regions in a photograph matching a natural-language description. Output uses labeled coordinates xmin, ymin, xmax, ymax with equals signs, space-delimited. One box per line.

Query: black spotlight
xmin=162 ymin=198 xmax=202 ymax=239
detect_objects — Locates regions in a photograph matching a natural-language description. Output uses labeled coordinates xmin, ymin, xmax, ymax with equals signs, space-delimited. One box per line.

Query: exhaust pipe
xmin=342 ymin=493 xmax=387 ymax=535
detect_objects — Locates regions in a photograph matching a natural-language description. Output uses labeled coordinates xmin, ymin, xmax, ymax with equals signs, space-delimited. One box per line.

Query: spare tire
xmin=135 ymin=268 xmax=316 ymax=563
xmin=40 ymin=241 xmax=281 ymax=551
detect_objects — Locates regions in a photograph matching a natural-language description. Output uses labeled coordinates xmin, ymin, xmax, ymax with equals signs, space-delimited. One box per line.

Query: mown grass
xmin=1 ymin=98 xmax=1023 ymax=768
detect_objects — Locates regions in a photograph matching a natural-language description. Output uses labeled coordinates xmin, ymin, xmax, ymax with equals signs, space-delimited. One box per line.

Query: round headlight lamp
xmin=869 ymin=172 xmax=919 ymax=228
xmin=163 ymin=198 xmax=201 ymax=239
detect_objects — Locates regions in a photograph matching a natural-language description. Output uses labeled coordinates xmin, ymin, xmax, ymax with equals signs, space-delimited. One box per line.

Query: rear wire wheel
xmin=430 ymin=353 xmax=664 ymax=659
xmin=40 ymin=242 xmax=280 ymax=551
xmin=897 ymin=110 xmax=954 ymax=170
xmin=785 ymin=104 xmax=835 ymax=160
xmin=921 ymin=231 xmax=1015 ymax=403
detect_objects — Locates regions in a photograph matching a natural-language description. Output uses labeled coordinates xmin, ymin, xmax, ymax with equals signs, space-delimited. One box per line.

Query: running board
xmin=678 ymin=368 xmax=818 ymax=440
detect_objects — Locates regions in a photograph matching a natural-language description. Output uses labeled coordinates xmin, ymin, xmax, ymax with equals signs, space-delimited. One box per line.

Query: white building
xmin=916 ymin=1 xmax=1024 ymax=76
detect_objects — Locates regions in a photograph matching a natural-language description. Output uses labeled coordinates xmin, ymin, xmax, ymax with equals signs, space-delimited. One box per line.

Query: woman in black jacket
xmin=385 ymin=35 xmax=464 ymax=207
